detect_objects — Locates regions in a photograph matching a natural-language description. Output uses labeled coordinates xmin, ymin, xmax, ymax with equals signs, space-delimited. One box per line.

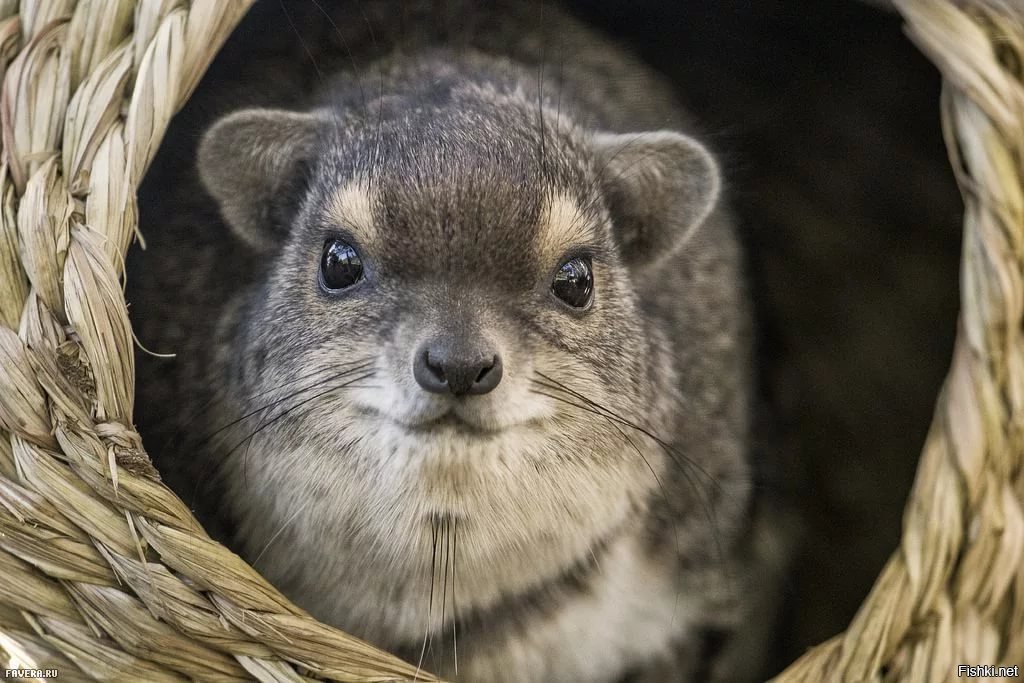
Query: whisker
xmin=355 ymin=0 xmax=386 ymax=179
xmin=191 ymin=359 xmax=375 ymax=453
xmin=185 ymin=360 xmax=374 ymax=505
xmin=532 ymin=378 xmax=721 ymax=534
xmin=533 ymin=372 xmax=723 ymax=492
xmin=452 ymin=516 xmax=459 ymax=680
xmin=234 ymin=368 xmax=366 ymax=493
xmin=532 ymin=373 xmax=729 ymax=500
xmin=206 ymin=372 xmax=377 ymax=502
xmin=241 ymin=397 xmax=272 ymax=493
xmin=530 ymin=387 xmax=684 ymax=572
xmin=161 ymin=362 xmax=359 ymax=458
xmin=278 ymin=0 xmax=323 ymax=84
xmin=439 ymin=516 xmax=451 ymax=674
xmin=530 ymin=375 xmax=733 ymax=585
xmin=224 ymin=370 xmax=376 ymax=464
xmin=535 ymin=0 xmax=549 ymax=183
xmin=251 ymin=497 xmax=310 ymax=569
xmin=308 ymin=0 xmax=366 ymax=106
xmin=532 ymin=376 xmax=724 ymax=499
xmin=415 ymin=517 xmax=440 ymax=681
xmin=188 ymin=376 xmax=339 ymax=502
xmin=602 ymin=413 xmax=686 ymax=629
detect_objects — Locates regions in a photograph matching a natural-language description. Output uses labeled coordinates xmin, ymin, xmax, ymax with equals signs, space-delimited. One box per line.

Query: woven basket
xmin=0 ymin=0 xmax=1019 ymax=680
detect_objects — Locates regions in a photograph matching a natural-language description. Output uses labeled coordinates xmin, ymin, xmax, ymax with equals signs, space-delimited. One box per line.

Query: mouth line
xmin=355 ymin=405 xmax=515 ymax=436
xmin=406 ymin=412 xmax=496 ymax=434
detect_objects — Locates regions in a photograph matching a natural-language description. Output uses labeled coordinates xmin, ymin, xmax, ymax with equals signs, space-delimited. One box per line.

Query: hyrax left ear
xmin=593 ymin=131 xmax=721 ymax=268
xmin=198 ymin=108 xmax=326 ymax=252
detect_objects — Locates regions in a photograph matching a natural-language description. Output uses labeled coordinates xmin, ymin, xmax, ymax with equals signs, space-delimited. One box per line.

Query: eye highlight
xmin=551 ymin=256 xmax=594 ymax=309
xmin=319 ymin=239 xmax=364 ymax=291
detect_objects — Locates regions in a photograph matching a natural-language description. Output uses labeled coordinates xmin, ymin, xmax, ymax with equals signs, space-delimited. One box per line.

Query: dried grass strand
xmin=0 ymin=0 xmax=434 ymax=679
xmin=775 ymin=1 xmax=1024 ymax=680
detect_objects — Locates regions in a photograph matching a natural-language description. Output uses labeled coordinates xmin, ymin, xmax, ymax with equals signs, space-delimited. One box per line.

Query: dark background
xmin=567 ymin=0 xmax=962 ymax=672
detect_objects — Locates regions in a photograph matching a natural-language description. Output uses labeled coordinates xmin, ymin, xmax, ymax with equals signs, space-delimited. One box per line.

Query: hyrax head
xmin=196 ymin=70 xmax=721 ymax=567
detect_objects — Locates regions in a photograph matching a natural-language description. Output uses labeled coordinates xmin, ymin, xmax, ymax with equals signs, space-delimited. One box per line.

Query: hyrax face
xmin=198 ymin=73 xmax=721 ymax=636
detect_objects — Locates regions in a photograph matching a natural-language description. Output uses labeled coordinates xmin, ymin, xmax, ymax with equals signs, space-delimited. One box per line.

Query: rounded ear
xmin=593 ymin=130 xmax=721 ymax=268
xmin=198 ymin=108 xmax=326 ymax=252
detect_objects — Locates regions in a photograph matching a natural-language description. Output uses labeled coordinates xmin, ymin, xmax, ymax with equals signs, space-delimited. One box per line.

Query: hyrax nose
xmin=413 ymin=338 xmax=503 ymax=396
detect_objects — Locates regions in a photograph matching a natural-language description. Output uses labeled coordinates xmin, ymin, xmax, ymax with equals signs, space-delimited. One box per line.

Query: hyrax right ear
xmin=593 ymin=130 xmax=721 ymax=270
xmin=198 ymin=108 xmax=325 ymax=252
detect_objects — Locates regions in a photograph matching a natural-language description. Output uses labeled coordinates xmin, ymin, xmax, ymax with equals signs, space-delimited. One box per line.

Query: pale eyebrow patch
xmin=536 ymin=192 xmax=598 ymax=260
xmin=327 ymin=179 xmax=377 ymax=242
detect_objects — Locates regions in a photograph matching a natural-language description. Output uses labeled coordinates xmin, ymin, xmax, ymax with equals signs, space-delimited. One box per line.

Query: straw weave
xmin=776 ymin=1 xmax=1024 ymax=680
xmin=0 ymin=0 xmax=1018 ymax=681
xmin=0 ymin=0 xmax=436 ymax=680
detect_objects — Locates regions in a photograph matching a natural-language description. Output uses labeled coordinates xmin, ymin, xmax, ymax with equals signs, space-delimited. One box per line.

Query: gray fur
xmin=129 ymin=2 xmax=787 ymax=681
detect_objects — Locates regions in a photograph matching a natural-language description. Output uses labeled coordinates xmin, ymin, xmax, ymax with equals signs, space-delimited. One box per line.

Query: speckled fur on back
xmin=129 ymin=1 xmax=789 ymax=680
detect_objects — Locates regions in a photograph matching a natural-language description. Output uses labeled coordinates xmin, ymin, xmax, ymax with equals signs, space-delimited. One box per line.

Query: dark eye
xmin=319 ymin=239 xmax=364 ymax=291
xmin=551 ymin=256 xmax=594 ymax=309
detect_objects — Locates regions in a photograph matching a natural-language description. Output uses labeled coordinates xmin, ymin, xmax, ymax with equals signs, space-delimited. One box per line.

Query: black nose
xmin=413 ymin=340 xmax=503 ymax=396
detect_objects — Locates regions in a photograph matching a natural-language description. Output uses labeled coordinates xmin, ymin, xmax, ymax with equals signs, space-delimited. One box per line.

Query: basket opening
xmin=124 ymin=0 xmax=964 ymax=679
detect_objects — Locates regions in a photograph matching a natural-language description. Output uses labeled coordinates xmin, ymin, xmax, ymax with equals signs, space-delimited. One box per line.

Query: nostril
xmin=425 ymin=352 xmax=446 ymax=381
xmin=469 ymin=355 xmax=502 ymax=395
xmin=413 ymin=344 xmax=450 ymax=394
xmin=476 ymin=365 xmax=491 ymax=383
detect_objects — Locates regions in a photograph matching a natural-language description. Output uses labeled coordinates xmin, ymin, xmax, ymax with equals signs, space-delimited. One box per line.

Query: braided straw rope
xmin=776 ymin=1 xmax=1024 ymax=680
xmin=0 ymin=0 xmax=436 ymax=680
xmin=0 ymin=0 xmax=1018 ymax=681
